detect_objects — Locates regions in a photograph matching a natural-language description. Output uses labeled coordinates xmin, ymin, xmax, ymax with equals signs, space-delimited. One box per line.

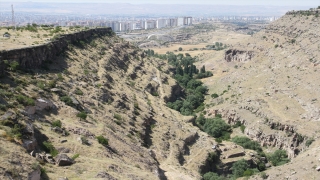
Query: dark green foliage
xmin=77 ymin=112 xmax=87 ymax=120
xmin=199 ymin=116 xmax=232 ymax=140
xmin=52 ymin=120 xmax=62 ymax=128
xmin=60 ymin=96 xmax=74 ymax=106
xmin=232 ymin=136 xmax=264 ymax=155
xmin=16 ymin=94 xmax=35 ymax=106
xmin=74 ymin=88 xmax=84 ymax=95
xmin=232 ymin=159 xmax=249 ymax=178
xmin=305 ymin=138 xmax=314 ymax=147
xmin=42 ymin=141 xmax=58 ymax=157
xmin=203 ymin=172 xmax=226 ymax=180
xmin=267 ymin=150 xmax=290 ymax=166
xmin=114 ymin=114 xmax=122 ymax=120
xmin=211 ymin=93 xmax=219 ymax=98
xmin=178 ymin=47 xmax=183 ymax=51
xmin=25 ymin=24 xmax=38 ymax=32
xmin=96 ymin=135 xmax=109 ymax=146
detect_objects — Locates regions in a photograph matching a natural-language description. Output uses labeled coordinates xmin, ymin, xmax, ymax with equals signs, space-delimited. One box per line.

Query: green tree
xmin=178 ymin=47 xmax=183 ymax=51
xmin=232 ymin=159 xmax=249 ymax=178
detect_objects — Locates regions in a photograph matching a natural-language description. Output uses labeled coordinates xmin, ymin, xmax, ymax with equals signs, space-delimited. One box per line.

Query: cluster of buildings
xmin=0 ymin=12 xmax=193 ymax=32
xmin=108 ymin=17 xmax=192 ymax=32
xmin=195 ymin=16 xmax=280 ymax=22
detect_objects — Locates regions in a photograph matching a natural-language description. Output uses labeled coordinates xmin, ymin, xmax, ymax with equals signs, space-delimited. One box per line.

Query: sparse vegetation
xmin=42 ymin=141 xmax=58 ymax=157
xmin=77 ymin=111 xmax=87 ymax=120
xmin=96 ymin=135 xmax=109 ymax=146
xmin=52 ymin=120 xmax=62 ymax=128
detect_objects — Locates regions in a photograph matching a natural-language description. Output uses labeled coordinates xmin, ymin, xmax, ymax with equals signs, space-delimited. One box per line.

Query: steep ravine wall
xmin=0 ymin=27 xmax=113 ymax=74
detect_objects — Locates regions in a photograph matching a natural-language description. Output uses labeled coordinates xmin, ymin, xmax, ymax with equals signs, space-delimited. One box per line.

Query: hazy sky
xmin=5 ymin=0 xmax=320 ymax=6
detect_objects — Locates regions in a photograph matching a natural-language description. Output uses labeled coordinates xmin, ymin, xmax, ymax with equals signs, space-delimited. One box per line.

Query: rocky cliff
xmin=0 ymin=28 xmax=113 ymax=71
xmin=203 ymin=8 xmax=320 ymax=180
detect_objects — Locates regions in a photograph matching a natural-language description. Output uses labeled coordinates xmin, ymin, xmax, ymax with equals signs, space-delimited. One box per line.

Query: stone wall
xmin=0 ymin=27 xmax=113 ymax=74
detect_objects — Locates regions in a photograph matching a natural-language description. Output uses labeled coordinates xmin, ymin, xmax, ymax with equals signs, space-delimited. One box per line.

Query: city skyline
xmin=2 ymin=0 xmax=320 ymax=6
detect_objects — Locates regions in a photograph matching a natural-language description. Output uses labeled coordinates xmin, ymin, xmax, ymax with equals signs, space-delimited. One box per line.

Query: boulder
xmin=96 ymin=171 xmax=117 ymax=180
xmin=55 ymin=154 xmax=74 ymax=166
xmin=0 ymin=110 xmax=16 ymax=121
xmin=36 ymin=98 xmax=56 ymax=111
xmin=28 ymin=166 xmax=41 ymax=180
xmin=25 ymin=106 xmax=36 ymax=115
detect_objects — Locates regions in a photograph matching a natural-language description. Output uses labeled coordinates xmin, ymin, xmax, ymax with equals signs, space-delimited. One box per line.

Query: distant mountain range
xmin=1 ymin=2 xmax=313 ymax=16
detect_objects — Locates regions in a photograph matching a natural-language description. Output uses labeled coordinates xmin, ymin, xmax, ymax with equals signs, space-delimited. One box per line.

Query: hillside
xmin=0 ymin=28 xmax=217 ymax=180
xmin=199 ymin=8 xmax=320 ymax=179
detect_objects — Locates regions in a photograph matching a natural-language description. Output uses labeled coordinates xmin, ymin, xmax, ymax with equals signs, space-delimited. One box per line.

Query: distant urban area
xmin=0 ymin=10 xmax=279 ymax=32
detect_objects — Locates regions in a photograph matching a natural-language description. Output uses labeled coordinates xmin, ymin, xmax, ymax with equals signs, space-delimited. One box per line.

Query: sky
xmin=5 ymin=0 xmax=320 ymax=6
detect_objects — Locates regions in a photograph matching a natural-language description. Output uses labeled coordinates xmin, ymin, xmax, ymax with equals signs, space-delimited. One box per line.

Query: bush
xmin=203 ymin=117 xmax=232 ymax=139
xmin=232 ymin=159 xmax=249 ymax=178
xmin=96 ymin=135 xmax=108 ymax=146
xmin=77 ymin=112 xmax=87 ymax=120
xmin=114 ymin=114 xmax=122 ymax=120
xmin=60 ymin=96 xmax=74 ymax=106
xmin=203 ymin=172 xmax=226 ymax=180
xmin=232 ymin=136 xmax=263 ymax=154
xmin=305 ymin=138 xmax=314 ymax=147
xmin=81 ymin=136 xmax=89 ymax=145
xmin=211 ymin=93 xmax=219 ymax=98
xmin=74 ymin=88 xmax=84 ymax=95
xmin=178 ymin=47 xmax=183 ymax=51
xmin=267 ymin=150 xmax=290 ymax=166
xmin=16 ymin=94 xmax=35 ymax=106
xmin=71 ymin=153 xmax=80 ymax=160
xmin=42 ymin=141 xmax=58 ymax=157
xmin=52 ymin=120 xmax=62 ymax=128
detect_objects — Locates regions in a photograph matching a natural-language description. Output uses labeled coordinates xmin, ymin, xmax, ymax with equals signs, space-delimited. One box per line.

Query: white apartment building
xmin=156 ymin=19 xmax=167 ymax=29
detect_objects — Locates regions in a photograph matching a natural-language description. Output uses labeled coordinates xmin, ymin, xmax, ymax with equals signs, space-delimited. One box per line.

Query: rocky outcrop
xmin=225 ymin=49 xmax=254 ymax=62
xmin=55 ymin=154 xmax=74 ymax=166
xmin=0 ymin=28 xmax=113 ymax=69
xmin=286 ymin=9 xmax=320 ymax=15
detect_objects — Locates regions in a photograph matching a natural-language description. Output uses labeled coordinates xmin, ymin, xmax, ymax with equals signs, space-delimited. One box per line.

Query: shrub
xmin=77 ymin=112 xmax=87 ymax=120
xmin=60 ymin=96 xmax=74 ymax=106
xmin=16 ymin=94 xmax=35 ymax=106
xmin=114 ymin=114 xmax=122 ymax=120
xmin=305 ymin=138 xmax=315 ymax=147
xmin=52 ymin=120 xmax=62 ymax=128
xmin=232 ymin=136 xmax=263 ymax=154
xmin=211 ymin=93 xmax=219 ymax=98
xmin=267 ymin=150 xmax=290 ymax=166
xmin=74 ymin=88 xmax=84 ymax=95
xmin=96 ymin=135 xmax=108 ymax=146
xmin=178 ymin=47 xmax=183 ymax=51
xmin=71 ymin=153 xmax=80 ymax=160
xmin=42 ymin=141 xmax=58 ymax=157
xmin=232 ymin=159 xmax=249 ymax=178
xmin=203 ymin=117 xmax=232 ymax=139
xmin=81 ymin=136 xmax=89 ymax=145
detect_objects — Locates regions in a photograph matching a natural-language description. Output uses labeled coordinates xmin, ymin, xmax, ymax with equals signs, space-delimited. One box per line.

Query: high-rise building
xmin=156 ymin=19 xmax=167 ymax=29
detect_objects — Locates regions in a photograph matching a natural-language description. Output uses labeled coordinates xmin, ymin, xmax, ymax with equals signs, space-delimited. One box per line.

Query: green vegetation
xmin=60 ymin=96 xmax=74 ymax=107
xmin=76 ymin=111 xmax=87 ymax=120
xmin=3 ymin=60 xmax=20 ymax=71
xmin=52 ymin=120 xmax=62 ymax=128
xmin=71 ymin=153 xmax=80 ymax=160
xmin=232 ymin=136 xmax=264 ymax=156
xmin=96 ymin=135 xmax=109 ymax=146
xmin=267 ymin=150 xmax=290 ymax=166
xmin=305 ymin=138 xmax=315 ymax=147
xmin=16 ymin=94 xmax=35 ymax=106
xmin=42 ymin=141 xmax=58 ymax=157
xmin=146 ymin=52 xmax=212 ymax=115
xmin=178 ymin=47 xmax=183 ymax=51
xmin=203 ymin=172 xmax=226 ymax=180
xmin=196 ymin=114 xmax=232 ymax=140
xmin=211 ymin=93 xmax=219 ymax=98
xmin=74 ymin=88 xmax=84 ymax=95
